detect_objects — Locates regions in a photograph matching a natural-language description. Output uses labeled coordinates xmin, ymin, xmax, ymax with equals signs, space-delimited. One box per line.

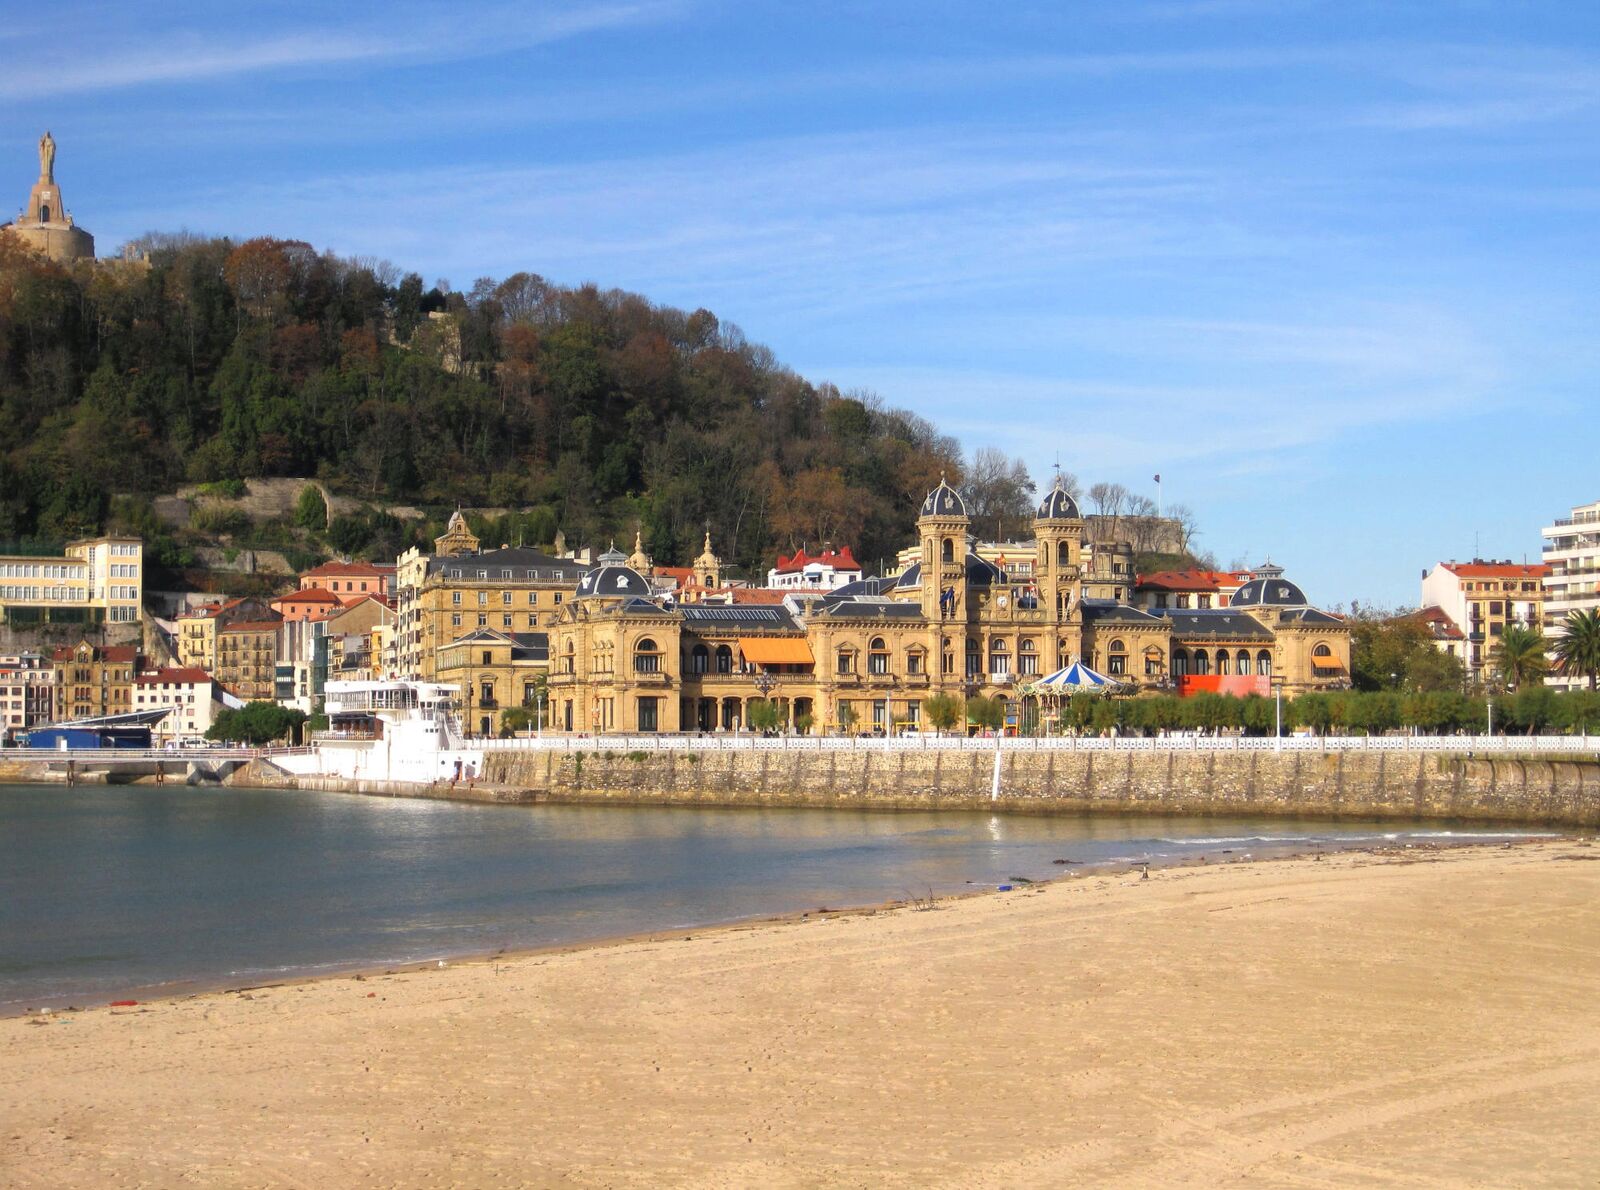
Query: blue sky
xmin=4 ymin=1 xmax=1597 ymax=606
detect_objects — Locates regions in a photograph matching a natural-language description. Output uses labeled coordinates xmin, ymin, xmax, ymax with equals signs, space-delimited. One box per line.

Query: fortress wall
xmin=481 ymin=748 xmax=1600 ymax=828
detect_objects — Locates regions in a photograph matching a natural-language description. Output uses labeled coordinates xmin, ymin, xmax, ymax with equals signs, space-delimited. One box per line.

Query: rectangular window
xmin=554 ymin=593 xmax=563 ymax=604
xmin=477 ymin=614 xmax=487 ymax=627
xmin=868 ymin=652 xmax=888 ymax=675
xmin=1108 ymin=655 xmax=1126 ymax=675
xmin=1176 ymin=594 xmax=1191 ymax=608
xmin=907 ymin=652 xmax=923 ymax=675
xmin=452 ymin=592 xmax=462 ymax=606
xmin=528 ymin=592 xmax=538 ymax=605
xmin=638 ymin=697 xmax=659 ymax=732
xmin=482 ymin=651 xmax=493 ymax=664
xmin=502 ymin=614 xmax=512 ymax=628
xmin=528 ymin=614 xmax=538 ymax=627
xmin=478 ymin=591 xmax=488 ymax=606
xmin=502 ymin=591 xmax=512 ymax=605
xmin=1198 ymin=595 xmax=1212 ymax=609
xmin=872 ymin=700 xmax=887 ymax=729
xmin=837 ymin=651 xmax=854 ymax=674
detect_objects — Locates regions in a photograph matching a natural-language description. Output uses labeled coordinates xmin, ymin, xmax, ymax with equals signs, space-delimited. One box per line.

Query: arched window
xmin=1237 ymin=650 xmax=1252 ymax=676
xmin=1018 ymin=637 xmax=1038 ymax=675
xmin=563 ymin=640 xmax=576 ymax=675
xmin=1257 ymin=649 xmax=1273 ymax=677
xmin=1312 ymin=645 xmax=1338 ymax=671
xmin=1171 ymin=647 xmax=1187 ymax=677
xmin=1057 ymin=541 xmax=1070 ymax=568
xmin=868 ymin=636 xmax=889 ymax=675
xmin=634 ymin=637 xmax=661 ymax=674
xmin=1217 ymin=651 xmax=1230 ymax=676
xmin=40 ymin=203 xmax=51 ymax=223
xmin=1107 ymin=638 xmax=1127 ymax=676
xmin=990 ymin=637 xmax=1010 ymax=677
xmin=689 ymin=643 xmax=709 ymax=674
xmin=715 ymin=644 xmax=733 ymax=674
xmin=942 ymin=538 xmax=955 ymax=563
xmin=1193 ymin=649 xmax=1210 ymax=675
xmin=941 ymin=636 xmax=954 ymax=675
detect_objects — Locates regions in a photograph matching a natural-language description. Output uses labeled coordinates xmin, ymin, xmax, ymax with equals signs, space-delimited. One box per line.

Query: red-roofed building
xmin=766 ymin=547 xmax=862 ymax=591
xmin=1420 ymin=560 xmax=1552 ymax=680
xmin=134 ymin=667 xmax=226 ymax=742
xmin=1133 ymin=569 xmax=1252 ymax=612
xmin=271 ymin=585 xmax=345 ymax=622
xmin=299 ymin=559 xmax=394 ymax=600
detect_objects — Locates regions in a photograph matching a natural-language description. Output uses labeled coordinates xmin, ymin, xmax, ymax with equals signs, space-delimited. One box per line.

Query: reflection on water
xmin=0 ymin=784 xmax=1551 ymax=1011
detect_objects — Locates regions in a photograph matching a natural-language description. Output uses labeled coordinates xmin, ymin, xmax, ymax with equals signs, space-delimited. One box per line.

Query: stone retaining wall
xmin=481 ymin=748 xmax=1600 ymax=827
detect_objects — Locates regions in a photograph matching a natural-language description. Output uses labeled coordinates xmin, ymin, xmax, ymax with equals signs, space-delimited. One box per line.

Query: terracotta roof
xmin=300 ymin=560 xmax=390 ymax=579
xmin=50 ymin=645 xmax=139 ymax=662
xmin=773 ymin=547 xmax=861 ymax=574
xmin=272 ymin=587 xmax=342 ymax=604
xmin=136 ymin=668 xmax=213 ymax=685
xmin=1408 ymin=606 xmax=1466 ymax=641
xmin=1136 ymin=569 xmax=1251 ymax=591
xmin=1440 ymin=561 xmax=1551 ymax=579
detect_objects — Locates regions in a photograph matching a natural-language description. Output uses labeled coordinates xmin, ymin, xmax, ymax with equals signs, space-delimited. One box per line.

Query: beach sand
xmin=3 ymin=841 xmax=1598 ymax=1187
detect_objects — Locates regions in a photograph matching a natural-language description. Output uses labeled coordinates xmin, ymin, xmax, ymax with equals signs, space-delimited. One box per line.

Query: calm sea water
xmin=0 ymin=784 xmax=1552 ymax=1012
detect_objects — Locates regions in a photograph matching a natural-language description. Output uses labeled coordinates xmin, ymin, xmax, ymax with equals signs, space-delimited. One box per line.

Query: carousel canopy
xmin=1034 ymin=661 xmax=1122 ymax=692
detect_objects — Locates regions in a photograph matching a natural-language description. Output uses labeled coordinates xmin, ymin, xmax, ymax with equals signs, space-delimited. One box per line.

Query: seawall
xmin=480 ymin=748 xmax=1600 ymax=828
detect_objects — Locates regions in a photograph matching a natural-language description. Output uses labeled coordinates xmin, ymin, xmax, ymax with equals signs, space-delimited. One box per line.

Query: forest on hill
xmin=0 ymin=231 xmax=1189 ymax=580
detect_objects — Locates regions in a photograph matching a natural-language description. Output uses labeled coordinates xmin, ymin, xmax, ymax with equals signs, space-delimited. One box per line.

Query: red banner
xmin=1178 ymin=674 xmax=1270 ymax=698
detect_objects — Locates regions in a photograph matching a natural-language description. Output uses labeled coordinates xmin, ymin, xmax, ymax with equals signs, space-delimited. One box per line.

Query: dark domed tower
xmin=1032 ymin=474 xmax=1084 ymax=623
xmin=917 ymin=476 xmax=971 ymax=622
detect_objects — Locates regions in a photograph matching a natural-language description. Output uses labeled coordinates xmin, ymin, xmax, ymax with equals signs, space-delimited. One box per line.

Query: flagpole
xmin=1154 ymin=473 xmax=1163 ymax=519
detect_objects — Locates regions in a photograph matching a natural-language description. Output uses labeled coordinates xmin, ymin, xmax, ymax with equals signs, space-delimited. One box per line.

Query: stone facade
xmin=544 ymin=478 xmax=1352 ymax=736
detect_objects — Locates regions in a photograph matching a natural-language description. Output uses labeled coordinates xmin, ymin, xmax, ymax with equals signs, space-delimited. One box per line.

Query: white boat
xmin=272 ymin=680 xmax=486 ymax=785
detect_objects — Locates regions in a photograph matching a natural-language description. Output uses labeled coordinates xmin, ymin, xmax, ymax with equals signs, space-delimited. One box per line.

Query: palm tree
xmin=1490 ymin=623 xmax=1549 ymax=691
xmin=1552 ymin=608 xmax=1600 ymax=690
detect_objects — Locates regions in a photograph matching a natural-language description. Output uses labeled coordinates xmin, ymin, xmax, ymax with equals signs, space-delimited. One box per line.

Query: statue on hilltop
xmin=39 ymin=131 xmax=55 ymax=182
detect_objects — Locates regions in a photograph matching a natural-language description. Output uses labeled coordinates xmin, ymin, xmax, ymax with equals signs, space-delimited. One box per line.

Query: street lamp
xmin=752 ymin=667 xmax=778 ymax=734
xmin=1272 ymin=675 xmax=1286 ymax=752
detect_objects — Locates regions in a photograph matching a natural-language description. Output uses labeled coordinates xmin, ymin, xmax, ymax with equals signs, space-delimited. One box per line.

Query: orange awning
xmin=739 ymin=637 xmax=815 ymax=666
xmin=1312 ymin=655 xmax=1344 ymax=669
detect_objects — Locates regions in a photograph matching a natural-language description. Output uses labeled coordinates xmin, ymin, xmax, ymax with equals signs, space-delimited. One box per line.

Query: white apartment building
xmin=1541 ymin=498 xmax=1600 ymax=691
xmin=0 ymin=535 xmax=143 ymax=627
xmin=133 ymin=668 xmax=225 ymax=743
xmin=0 ymin=652 xmax=55 ymax=739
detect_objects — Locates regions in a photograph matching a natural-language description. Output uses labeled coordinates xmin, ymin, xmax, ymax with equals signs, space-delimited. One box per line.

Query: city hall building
xmin=544 ymin=478 xmax=1351 ymax=735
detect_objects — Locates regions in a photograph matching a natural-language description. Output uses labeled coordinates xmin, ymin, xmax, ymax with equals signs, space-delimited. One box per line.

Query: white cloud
xmin=0 ymin=2 xmax=687 ymax=98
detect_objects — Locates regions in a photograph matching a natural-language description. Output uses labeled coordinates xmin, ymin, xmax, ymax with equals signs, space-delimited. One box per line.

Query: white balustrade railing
xmin=472 ymin=733 xmax=1600 ymax=756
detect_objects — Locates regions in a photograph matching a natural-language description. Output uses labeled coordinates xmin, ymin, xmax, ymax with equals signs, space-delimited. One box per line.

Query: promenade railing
xmin=13 ymin=746 xmax=317 ymax=761
xmin=473 ymin=734 xmax=1600 ymax=755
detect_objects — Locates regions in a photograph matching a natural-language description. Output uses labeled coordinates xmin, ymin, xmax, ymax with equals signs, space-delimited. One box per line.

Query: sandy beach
xmin=3 ymin=841 xmax=1597 ymax=1187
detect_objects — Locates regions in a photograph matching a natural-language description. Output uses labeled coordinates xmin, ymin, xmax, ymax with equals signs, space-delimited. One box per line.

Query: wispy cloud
xmin=0 ymin=2 xmax=687 ymax=99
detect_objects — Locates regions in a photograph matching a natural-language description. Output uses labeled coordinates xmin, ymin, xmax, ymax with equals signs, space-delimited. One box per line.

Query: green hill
xmin=0 ymin=232 xmax=965 ymax=583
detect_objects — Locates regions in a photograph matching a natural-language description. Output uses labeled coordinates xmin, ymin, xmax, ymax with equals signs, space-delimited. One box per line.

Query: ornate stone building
xmin=395 ymin=513 xmax=588 ymax=682
xmin=543 ymin=478 xmax=1351 ymax=735
xmin=3 ymin=132 xmax=94 ymax=263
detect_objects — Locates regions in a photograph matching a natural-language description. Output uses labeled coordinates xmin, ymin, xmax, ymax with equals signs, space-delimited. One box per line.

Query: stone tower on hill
xmin=3 ymin=132 xmax=95 ymax=263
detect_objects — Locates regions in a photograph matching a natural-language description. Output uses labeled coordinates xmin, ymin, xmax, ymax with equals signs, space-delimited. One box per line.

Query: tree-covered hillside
xmin=0 ymin=232 xmax=970 ymax=574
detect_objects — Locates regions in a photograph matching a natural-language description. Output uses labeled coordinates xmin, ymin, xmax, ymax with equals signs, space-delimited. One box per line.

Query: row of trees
xmin=1347 ymin=609 xmax=1600 ymax=695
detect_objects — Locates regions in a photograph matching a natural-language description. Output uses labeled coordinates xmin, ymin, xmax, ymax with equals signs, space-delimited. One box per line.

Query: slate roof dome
xmin=576 ymin=564 xmax=653 ymax=600
xmin=920 ymin=476 xmax=968 ymax=519
xmin=1035 ymin=477 xmax=1081 ymax=521
xmin=1229 ymin=562 xmax=1308 ymax=608
xmin=894 ymin=561 xmax=922 ymax=589
xmin=596 ymin=541 xmax=628 ymax=565
xmin=964 ymin=552 xmax=1003 ymax=586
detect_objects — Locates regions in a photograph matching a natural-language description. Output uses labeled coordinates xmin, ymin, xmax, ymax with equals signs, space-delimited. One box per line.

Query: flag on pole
xmin=1153 ymin=474 xmax=1161 ymax=483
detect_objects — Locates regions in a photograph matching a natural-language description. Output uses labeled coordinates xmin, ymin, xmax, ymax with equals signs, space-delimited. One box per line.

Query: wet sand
xmin=3 ymin=841 xmax=1597 ymax=1187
